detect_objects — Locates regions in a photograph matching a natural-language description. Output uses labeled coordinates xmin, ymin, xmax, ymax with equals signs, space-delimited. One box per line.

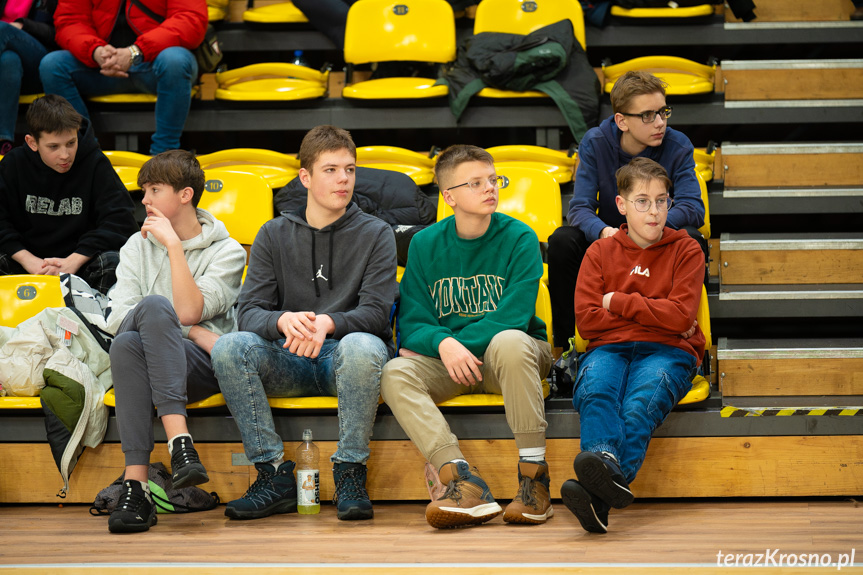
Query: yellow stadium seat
xmin=104 ymin=150 xmax=151 ymax=191
xmin=19 ymin=93 xmax=43 ymax=104
xmin=610 ymin=4 xmax=714 ymax=18
xmin=104 ymin=388 xmax=227 ymax=409
xmin=207 ymin=0 xmax=229 ymax=21
xmin=437 ymin=166 xmax=562 ymax=242
xmin=696 ymin=170 xmax=711 ymax=240
xmin=88 ymin=87 xmax=199 ymax=104
xmin=602 ymin=56 xmax=716 ymax=96
xmin=693 ymin=146 xmax=715 ymax=182
xmin=356 ymin=146 xmax=436 ymax=186
xmin=215 ymin=63 xmax=329 ymax=102
xmin=197 ymin=148 xmax=300 ymax=188
xmin=472 ymin=0 xmax=584 ymax=99
xmin=199 ymin=170 xmax=275 ymax=246
xmin=243 ymin=1 xmax=308 ymax=23
xmin=0 ymin=396 xmax=42 ymax=409
xmin=0 ymin=275 xmax=65 ymax=328
xmin=486 ymin=145 xmax=576 ymax=184
xmin=574 ymin=285 xmax=711 ymax=405
xmin=342 ymin=0 xmax=455 ymax=100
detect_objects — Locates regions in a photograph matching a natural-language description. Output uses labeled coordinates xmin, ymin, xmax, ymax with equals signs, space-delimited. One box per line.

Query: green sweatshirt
xmin=399 ymin=212 xmax=547 ymax=358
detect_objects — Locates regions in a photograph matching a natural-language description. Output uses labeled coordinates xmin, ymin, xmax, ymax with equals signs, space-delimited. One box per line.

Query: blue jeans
xmin=573 ymin=342 xmax=697 ymax=483
xmin=39 ymin=47 xmax=197 ymax=154
xmin=212 ymin=331 xmax=388 ymax=465
xmin=0 ymin=22 xmax=48 ymax=142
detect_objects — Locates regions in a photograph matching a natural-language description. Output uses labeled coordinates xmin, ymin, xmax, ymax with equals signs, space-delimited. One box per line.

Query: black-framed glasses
xmin=628 ymin=197 xmax=673 ymax=212
xmin=446 ymin=175 xmax=504 ymax=192
xmin=620 ymin=106 xmax=673 ymax=124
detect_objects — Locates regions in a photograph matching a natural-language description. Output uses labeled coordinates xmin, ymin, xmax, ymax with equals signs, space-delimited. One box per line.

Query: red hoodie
xmin=575 ymin=224 xmax=706 ymax=365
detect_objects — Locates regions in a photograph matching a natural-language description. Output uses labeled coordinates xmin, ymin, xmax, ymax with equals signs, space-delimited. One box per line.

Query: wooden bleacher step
xmin=724 ymin=0 xmax=858 ymax=23
xmin=717 ymin=337 xmax=863 ymax=407
xmin=716 ymin=232 xmax=863 ymax=318
xmin=720 ymin=59 xmax=863 ymax=102
xmin=719 ymin=142 xmax=863 ymax=188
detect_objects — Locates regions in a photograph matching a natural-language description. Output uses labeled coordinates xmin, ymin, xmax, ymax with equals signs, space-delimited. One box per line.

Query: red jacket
xmin=575 ymin=225 xmax=706 ymax=365
xmin=54 ymin=0 xmax=207 ymax=66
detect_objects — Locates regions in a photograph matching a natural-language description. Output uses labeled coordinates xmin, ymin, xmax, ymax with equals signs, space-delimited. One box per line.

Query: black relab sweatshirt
xmin=0 ymin=119 xmax=138 ymax=259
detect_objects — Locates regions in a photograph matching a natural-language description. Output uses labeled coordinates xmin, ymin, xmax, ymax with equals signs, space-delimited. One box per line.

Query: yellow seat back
xmin=243 ymin=1 xmax=308 ymax=23
xmin=696 ymin=170 xmax=711 ymax=240
xmin=602 ymin=56 xmax=716 ymax=96
xmin=487 ymin=145 xmax=576 ymax=184
xmin=197 ymin=148 xmax=300 ymax=188
xmin=214 ymin=63 xmax=329 ymax=102
xmin=199 ymin=170 xmax=275 ymax=246
xmin=610 ymin=4 xmax=714 ymax=18
xmin=344 ymin=0 xmax=456 ymax=65
xmin=356 ymin=146 xmax=436 ymax=186
xmin=0 ymin=275 xmax=65 ymax=328
xmin=437 ymin=166 xmax=562 ymax=242
xmin=474 ymin=0 xmax=586 ymax=51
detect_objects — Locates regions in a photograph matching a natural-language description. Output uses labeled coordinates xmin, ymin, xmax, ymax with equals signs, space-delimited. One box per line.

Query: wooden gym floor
xmin=1 ymin=499 xmax=862 ymax=574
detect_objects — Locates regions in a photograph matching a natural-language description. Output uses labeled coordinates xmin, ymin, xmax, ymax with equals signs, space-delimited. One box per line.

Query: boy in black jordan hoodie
xmin=0 ymin=94 xmax=137 ymax=294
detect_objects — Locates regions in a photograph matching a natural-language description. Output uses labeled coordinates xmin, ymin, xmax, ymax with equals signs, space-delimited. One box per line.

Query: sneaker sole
xmin=172 ymin=464 xmax=210 ymax=489
xmin=560 ymin=480 xmax=607 ymax=534
xmin=573 ymin=452 xmax=633 ymax=509
xmin=225 ymin=497 xmax=298 ymax=520
xmin=337 ymin=505 xmax=374 ymax=521
xmin=426 ymin=502 xmax=503 ymax=529
xmin=108 ymin=512 xmax=157 ymax=534
xmin=503 ymin=504 xmax=554 ymax=525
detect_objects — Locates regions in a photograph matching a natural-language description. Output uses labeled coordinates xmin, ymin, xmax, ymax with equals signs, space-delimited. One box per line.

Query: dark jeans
xmin=547 ymin=225 xmax=708 ymax=349
xmin=0 ymin=250 xmax=121 ymax=295
xmin=110 ymin=295 xmax=220 ymax=466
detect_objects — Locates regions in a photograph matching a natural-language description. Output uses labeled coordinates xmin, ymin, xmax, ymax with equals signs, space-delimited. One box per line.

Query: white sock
xmin=270 ymin=459 xmax=284 ymax=471
xmin=167 ymin=433 xmax=193 ymax=456
xmin=440 ymin=458 xmax=468 ymax=472
xmin=519 ymin=446 xmax=546 ymax=462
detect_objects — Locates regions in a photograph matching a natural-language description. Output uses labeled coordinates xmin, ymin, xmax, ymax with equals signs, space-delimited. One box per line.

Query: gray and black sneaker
xmin=170 ymin=436 xmax=209 ymax=489
xmin=225 ymin=461 xmax=298 ymax=520
xmin=333 ymin=462 xmax=374 ymax=521
xmin=108 ymin=480 xmax=157 ymax=534
xmin=560 ymin=479 xmax=610 ymax=534
xmin=573 ymin=450 xmax=634 ymax=509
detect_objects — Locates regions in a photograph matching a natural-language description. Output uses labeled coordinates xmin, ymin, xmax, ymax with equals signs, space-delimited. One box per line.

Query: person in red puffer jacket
xmin=38 ymin=0 xmax=206 ymax=154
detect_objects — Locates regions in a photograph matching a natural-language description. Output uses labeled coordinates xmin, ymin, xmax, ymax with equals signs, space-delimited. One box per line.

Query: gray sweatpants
xmin=110 ymin=295 xmax=220 ymax=466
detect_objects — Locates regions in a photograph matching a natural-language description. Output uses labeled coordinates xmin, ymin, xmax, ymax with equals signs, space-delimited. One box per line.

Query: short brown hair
xmin=26 ymin=95 xmax=82 ymax=141
xmin=610 ymin=71 xmax=667 ymax=114
xmin=137 ymin=150 xmax=206 ymax=206
xmin=298 ymin=125 xmax=356 ymax=172
xmin=434 ymin=144 xmax=494 ymax=189
xmin=616 ymin=157 xmax=671 ymax=197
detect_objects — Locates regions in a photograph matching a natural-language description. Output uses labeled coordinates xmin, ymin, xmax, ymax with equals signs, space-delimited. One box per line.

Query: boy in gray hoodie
xmin=211 ymin=125 xmax=398 ymax=522
xmin=105 ymin=150 xmax=246 ymax=534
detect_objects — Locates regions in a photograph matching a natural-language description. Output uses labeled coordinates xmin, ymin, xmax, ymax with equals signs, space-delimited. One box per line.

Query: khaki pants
xmin=381 ymin=330 xmax=553 ymax=470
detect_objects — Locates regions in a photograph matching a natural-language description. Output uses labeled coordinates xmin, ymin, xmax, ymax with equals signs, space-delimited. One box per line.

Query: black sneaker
xmin=333 ymin=462 xmax=374 ymax=520
xmin=226 ymin=461 xmax=298 ymax=520
xmin=108 ymin=480 xmax=157 ymax=533
xmin=560 ymin=479 xmax=609 ymax=534
xmin=170 ymin=436 xmax=209 ymax=489
xmin=573 ymin=451 xmax=634 ymax=509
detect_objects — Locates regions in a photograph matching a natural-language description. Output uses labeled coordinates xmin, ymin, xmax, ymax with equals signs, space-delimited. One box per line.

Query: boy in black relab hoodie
xmin=0 ymin=94 xmax=137 ymax=294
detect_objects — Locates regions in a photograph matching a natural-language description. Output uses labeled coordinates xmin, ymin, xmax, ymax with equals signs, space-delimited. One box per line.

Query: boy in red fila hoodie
xmin=560 ymin=157 xmax=706 ymax=534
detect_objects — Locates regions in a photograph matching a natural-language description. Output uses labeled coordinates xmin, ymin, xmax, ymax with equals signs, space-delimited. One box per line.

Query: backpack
xmin=89 ymin=462 xmax=220 ymax=515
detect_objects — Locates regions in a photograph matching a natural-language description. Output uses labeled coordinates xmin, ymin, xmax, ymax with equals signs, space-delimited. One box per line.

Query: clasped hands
xmin=278 ymin=311 xmax=334 ymax=359
xmin=93 ymin=44 xmax=134 ymax=78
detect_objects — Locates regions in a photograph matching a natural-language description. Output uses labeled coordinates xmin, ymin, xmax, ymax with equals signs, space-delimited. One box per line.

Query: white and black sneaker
xmin=108 ymin=480 xmax=157 ymax=534
xmin=170 ymin=436 xmax=209 ymax=489
xmin=560 ymin=479 xmax=609 ymax=534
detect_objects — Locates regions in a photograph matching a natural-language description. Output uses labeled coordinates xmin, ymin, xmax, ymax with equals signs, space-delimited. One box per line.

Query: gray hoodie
xmin=238 ymin=203 xmax=398 ymax=353
xmin=106 ymin=209 xmax=247 ymax=337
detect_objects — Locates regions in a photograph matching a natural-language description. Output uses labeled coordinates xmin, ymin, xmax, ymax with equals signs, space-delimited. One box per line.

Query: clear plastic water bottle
xmin=292 ymin=49 xmax=309 ymax=68
xmin=295 ymin=429 xmax=320 ymax=514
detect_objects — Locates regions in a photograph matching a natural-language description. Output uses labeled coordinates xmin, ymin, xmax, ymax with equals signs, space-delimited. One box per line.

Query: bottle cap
xmin=302 ymin=428 xmax=313 ymax=442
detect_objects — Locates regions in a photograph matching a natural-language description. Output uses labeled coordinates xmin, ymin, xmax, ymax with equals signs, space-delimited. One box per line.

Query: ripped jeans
xmin=573 ymin=342 xmax=697 ymax=483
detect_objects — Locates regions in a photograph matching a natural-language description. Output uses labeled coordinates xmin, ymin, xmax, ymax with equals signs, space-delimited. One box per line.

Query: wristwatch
xmin=128 ymin=44 xmax=143 ymax=66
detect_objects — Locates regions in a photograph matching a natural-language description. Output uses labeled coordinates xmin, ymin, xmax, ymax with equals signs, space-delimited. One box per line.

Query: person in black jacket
xmin=0 ymin=94 xmax=138 ymax=294
xmin=0 ymin=0 xmax=58 ymax=155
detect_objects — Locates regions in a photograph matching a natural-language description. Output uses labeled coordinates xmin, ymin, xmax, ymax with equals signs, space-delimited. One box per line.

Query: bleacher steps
xmin=724 ymin=0 xmax=858 ymax=23
xmin=719 ymin=142 xmax=863 ymax=188
xmin=718 ymin=337 xmax=863 ymax=401
xmin=709 ymin=186 xmax=863 ymax=215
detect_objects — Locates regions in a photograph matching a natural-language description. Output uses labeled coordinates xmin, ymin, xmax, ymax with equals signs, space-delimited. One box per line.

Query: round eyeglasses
xmin=446 ymin=175 xmax=504 ymax=193
xmin=628 ymin=197 xmax=673 ymax=212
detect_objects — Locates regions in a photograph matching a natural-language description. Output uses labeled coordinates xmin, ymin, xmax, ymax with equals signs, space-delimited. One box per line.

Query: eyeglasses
xmin=620 ymin=106 xmax=673 ymax=124
xmin=446 ymin=175 xmax=504 ymax=193
xmin=628 ymin=197 xmax=673 ymax=212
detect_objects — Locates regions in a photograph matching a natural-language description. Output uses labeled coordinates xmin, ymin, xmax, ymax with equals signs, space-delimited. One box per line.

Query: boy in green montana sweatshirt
xmin=381 ymin=145 xmax=554 ymax=529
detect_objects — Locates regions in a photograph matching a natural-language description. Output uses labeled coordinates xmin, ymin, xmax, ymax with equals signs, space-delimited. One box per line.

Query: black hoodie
xmin=0 ymin=118 xmax=138 ymax=259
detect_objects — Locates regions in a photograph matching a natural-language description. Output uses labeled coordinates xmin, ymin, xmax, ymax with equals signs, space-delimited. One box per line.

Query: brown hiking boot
xmin=503 ymin=460 xmax=554 ymax=524
xmin=425 ymin=461 xmax=502 ymax=529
